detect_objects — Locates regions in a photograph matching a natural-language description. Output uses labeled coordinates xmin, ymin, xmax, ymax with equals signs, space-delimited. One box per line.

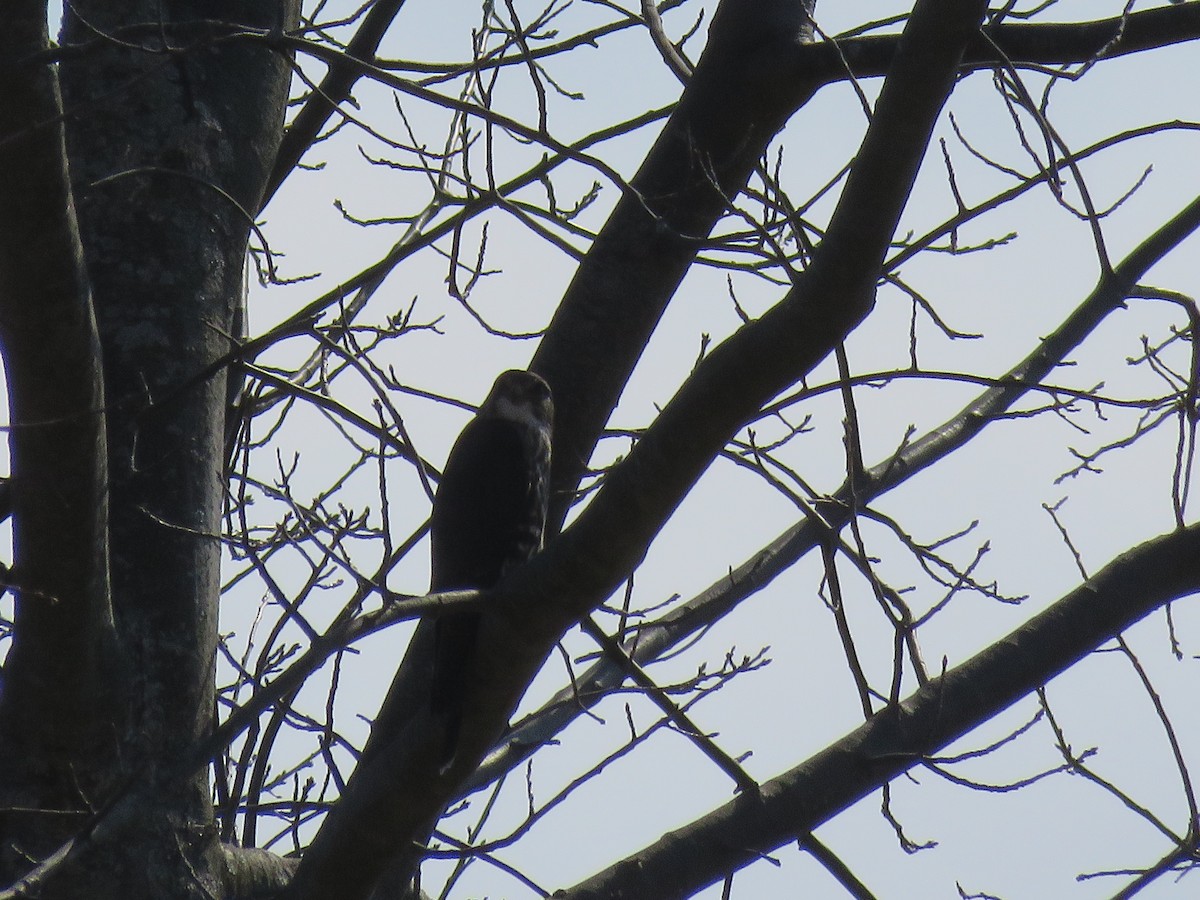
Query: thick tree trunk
xmin=0 ymin=4 xmax=116 ymax=887
xmin=0 ymin=3 xmax=295 ymax=896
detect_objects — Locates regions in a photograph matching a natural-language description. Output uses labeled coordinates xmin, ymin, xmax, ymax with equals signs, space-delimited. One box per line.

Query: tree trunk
xmin=0 ymin=4 xmax=296 ymax=895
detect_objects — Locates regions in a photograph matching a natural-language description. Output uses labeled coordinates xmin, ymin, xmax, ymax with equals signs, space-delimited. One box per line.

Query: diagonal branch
xmin=532 ymin=0 xmax=820 ymax=529
xmin=264 ymin=0 xmax=407 ymax=205
xmin=472 ymin=180 xmax=1200 ymax=795
xmin=284 ymin=2 xmax=991 ymax=897
xmin=531 ymin=2 xmax=1200 ymax=531
xmin=554 ymin=522 xmax=1200 ymax=898
xmin=521 ymin=0 xmax=991 ymax=639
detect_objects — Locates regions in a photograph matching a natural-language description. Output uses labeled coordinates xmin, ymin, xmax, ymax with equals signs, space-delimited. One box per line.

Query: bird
xmin=429 ymin=369 xmax=553 ymax=769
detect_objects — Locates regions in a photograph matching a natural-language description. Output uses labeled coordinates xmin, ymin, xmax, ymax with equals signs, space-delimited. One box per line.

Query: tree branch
xmin=554 ymin=522 xmax=1200 ymax=898
xmin=286 ymin=0 xmax=989 ymax=895
xmin=532 ymin=2 xmax=1200 ymax=531
xmin=215 ymin=844 xmax=297 ymax=899
xmin=263 ymin=0 xmax=407 ymax=205
xmin=799 ymin=4 xmax=1200 ymax=83
xmin=471 ymin=164 xmax=1200 ymax=798
xmin=532 ymin=0 xmax=820 ymax=530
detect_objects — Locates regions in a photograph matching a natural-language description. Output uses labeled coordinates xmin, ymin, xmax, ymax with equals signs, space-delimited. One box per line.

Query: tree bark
xmin=0 ymin=1 xmax=116 ymax=884
xmin=0 ymin=3 xmax=295 ymax=895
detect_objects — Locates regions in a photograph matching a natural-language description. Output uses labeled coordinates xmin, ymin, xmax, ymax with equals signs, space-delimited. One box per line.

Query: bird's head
xmin=482 ymin=370 xmax=553 ymax=430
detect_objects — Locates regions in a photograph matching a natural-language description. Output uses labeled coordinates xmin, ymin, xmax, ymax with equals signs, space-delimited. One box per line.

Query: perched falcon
xmin=430 ymin=370 xmax=553 ymax=767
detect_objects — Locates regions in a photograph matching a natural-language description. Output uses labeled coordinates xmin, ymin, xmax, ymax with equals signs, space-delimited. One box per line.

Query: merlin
xmin=429 ymin=370 xmax=553 ymax=767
